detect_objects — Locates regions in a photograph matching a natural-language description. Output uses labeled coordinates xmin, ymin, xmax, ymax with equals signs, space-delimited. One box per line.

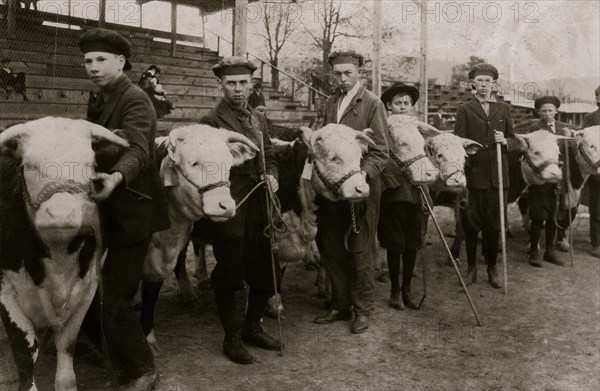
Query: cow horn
xmin=416 ymin=122 xmax=441 ymax=139
xmin=355 ymin=131 xmax=376 ymax=147
xmin=0 ymin=123 xmax=27 ymax=145
xmin=85 ymin=121 xmax=130 ymax=147
xmin=225 ymin=131 xmax=259 ymax=152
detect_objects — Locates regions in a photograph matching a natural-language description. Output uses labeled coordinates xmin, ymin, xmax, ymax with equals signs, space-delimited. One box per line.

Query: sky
xmin=34 ymin=0 xmax=600 ymax=87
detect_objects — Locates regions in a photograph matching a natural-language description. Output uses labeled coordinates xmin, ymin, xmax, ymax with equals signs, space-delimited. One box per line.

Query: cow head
xmin=160 ymin=124 xmax=258 ymax=222
xmin=0 ymin=117 xmax=128 ymax=241
xmin=301 ymin=124 xmax=374 ymax=201
xmin=426 ymin=132 xmax=482 ymax=191
xmin=514 ymin=130 xmax=571 ymax=185
xmin=386 ymin=115 xmax=438 ymax=185
xmin=573 ymin=125 xmax=600 ymax=177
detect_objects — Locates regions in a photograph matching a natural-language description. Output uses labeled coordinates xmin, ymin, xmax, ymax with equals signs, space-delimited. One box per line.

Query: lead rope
xmin=417 ymin=186 xmax=431 ymax=309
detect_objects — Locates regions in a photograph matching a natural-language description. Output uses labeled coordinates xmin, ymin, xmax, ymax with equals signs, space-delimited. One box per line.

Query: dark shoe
xmin=544 ymin=250 xmax=565 ymax=266
xmin=529 ymin=250 xmax=542 ymax=267
xmin=313 ymin=309 xmax=352 ymax=324
xmin=351 ymin=314 xmax=369 ymax=334
xmin=241 ymin=322 xmax=281 ymax=351
xmin=466 ymin=266 xmax=477 ymax=285
xmin=389 ymin=291 xmax=404 ymax=310
xmin=556 ymin=237 xmax=570 ymax=252
xmin=223 ymin=331 xmax=254 ymax=364
xmin=402 ymin=288 xmax=419 ymax=310
xmin=120 ymin=369 xmax=159 ymax=391
xmin=591 ymin=246 xmax=600 ymax=258
xmin=487 ymin=265 xmax=502 ymax=289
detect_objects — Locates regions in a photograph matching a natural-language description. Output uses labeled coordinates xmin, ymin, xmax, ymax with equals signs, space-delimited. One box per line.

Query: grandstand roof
xmin=137 ymin=0 xmax=259 ymax=15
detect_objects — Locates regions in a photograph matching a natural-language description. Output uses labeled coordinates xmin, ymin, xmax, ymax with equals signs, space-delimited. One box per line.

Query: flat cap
xmin=79 ymin=28 xmax=132 ymax=71
xmin=328 ymin=50 xmax=364 ymax=67
xmin=381 ymin=83 xmax=419 ymax=106
xmin=468 ymin=63 xmax=499 ymax=80
xmin=534 ymin=95 xmax=561 ymax=110
xmin=212 ymin=56 xmax=257 ymax=78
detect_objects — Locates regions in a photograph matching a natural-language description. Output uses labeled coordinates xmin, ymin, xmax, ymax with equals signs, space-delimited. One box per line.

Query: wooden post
xmin=139 ymin=2 xmax=143 ymax=28
xmin=99 ymin=0 xmax=106 ymax=28
xmin=372 ymin=0 xmax=382 ymax=96
xmin=170 ymin=0 xmax=178 ymax=56
xmin=233 ymin=0 xmax=248 ymax=56
xmin=419 ymin=0 xmax=429 ymax=122
xmin=7 ymin=0 xmax=16 ymax=37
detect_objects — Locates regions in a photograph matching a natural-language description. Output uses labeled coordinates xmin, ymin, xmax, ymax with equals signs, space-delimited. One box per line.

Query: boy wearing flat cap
xmin=377 ymin=84 xmax=428 ymax=311
xmin=78 ymin=28 xmax=169 ymax=390
xmin=312 ymin=49 xmax=388 ymax=334
xmin=519 ymin=96 xmax=583 ymax=267
xmin=195 ymin=56 xmax=280 ymax=364
xmin=583 ymin=85 xmax=600 ymax=258
xmin=454 ymin=62 xmax=514 ymax=289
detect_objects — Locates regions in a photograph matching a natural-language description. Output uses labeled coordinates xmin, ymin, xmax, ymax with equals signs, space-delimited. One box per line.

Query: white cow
xmin=0 ymin=117 xmax=128 ymax=391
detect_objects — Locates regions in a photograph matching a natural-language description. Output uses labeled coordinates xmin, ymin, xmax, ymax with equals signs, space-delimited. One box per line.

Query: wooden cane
xmin=564 ymin=139 xmax=574 ymax=267
xmin=496 ymin=142 xmax=508 ymax=294
xmin=418 ymin=187 xmax=483 ymax=326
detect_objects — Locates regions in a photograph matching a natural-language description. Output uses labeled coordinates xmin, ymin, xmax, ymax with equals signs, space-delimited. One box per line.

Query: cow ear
xmin=416 ymin=121 xmax=441 ymax=139
xmin=554 ymin=135 xmax=574 ymax=141
xmin=356 ymin=130 xmax=375 ymax=154
xmin=167 ymin=127 xmax=187 ymax=162
xmin=571 ymin=130 xmax=583 ymax=139
xmin=514 ymin=134 xmax=530 ymax=152
xmin=425 ymin=138 xmax=435 ymax=158
xmin=299 ymin=126 xmax=313 ymax=148
xmin=223 ymin=130 xmax=258 ymax=167
xmin=462 ymin=138 xmax=483 ymax=156
xmin=0 ymin=123 xmax=27 ymax=156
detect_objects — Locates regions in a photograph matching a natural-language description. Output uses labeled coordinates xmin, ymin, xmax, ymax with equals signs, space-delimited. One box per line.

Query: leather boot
xmin=389 ymin=291 xmax=404 ymax=310
xmin=466 ymin=266 xmax=477 ymax=286
xmin=241 ymin=322 xmax=281 ymax=351
xmin=544 ymin=250 xmax=565 ymax=266
xmin=401 ymin=286 xmax=418 ymax=310
xmin=529 ymin=249 xmax=542 ymax=267
xmin=223 ymin=328 xmax=254 ymax=364
xmin=487 ymin=264 xmax=501 ymax=289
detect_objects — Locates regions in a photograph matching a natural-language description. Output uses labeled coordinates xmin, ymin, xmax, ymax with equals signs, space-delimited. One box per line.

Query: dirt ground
xmin=1 ymin=204 xmax=599 ymax=391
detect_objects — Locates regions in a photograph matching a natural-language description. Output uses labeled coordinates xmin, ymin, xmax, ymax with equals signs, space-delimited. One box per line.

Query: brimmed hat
xmin=79 ymin=28 xmax=132 ymax=71
xmin=328 ymin=50 xmax=364 ymax=67
xmin=380 ymin=83 xmax=419 ymax=106
xmin=468 ymin=63 xmax=499 ymax=80
xmin=534 ymin=95 xmax=561 ymax=110
xmin=212 ymin=56 xmax=257 ymax=78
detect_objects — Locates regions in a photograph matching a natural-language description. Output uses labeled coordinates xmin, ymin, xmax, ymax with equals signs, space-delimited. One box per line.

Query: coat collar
xmin=97 ymin=75 xmax=132 ymax=126
xmin=334 ymin=83 xmax=367 ymax=122
xmin=215 ymin=98 xmax=254 ymax=131
xmin=468 ymin=97 xmax=502 ymax=121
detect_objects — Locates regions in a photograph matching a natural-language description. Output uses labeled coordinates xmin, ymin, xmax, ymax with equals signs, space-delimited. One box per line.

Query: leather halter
xmin=521 ymin=152 xmax=558 ymax=183
xmin=310 ymin=155 xmax=361 ymax=196
xmin=389 ymin=150 xmax=427 ymax=179
xmin=578 ymin=142 xmax=600 ymax=171
xmin=20 ymin=172 xmax=91 ymax=211
xmin=173 ymin=163 xmax=231 ymax=193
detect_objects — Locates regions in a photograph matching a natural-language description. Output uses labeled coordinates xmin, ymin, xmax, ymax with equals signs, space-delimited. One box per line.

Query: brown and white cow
xmin=0 ymin=117 xmax=128 ymax=391
xmin=140 ymin=124 xmax=258 ymax=351
xmin=574 ymin=125 xmax=600 ymax=179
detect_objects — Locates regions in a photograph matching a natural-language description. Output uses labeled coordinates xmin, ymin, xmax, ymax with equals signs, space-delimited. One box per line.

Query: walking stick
xmin=257 ymin=130 xmax=284 ymax=356
xmin=564 ymin=139 xmax=574 ymax=267
xmin=496 ymin=142 xmax=508 ymax=294
xmin=417 ymin=186 xmax=483 ymax=326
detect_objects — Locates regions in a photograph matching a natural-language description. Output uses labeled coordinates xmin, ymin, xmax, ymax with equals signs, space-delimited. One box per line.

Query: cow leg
xmin=53 ymin=286 xmax=96 ymax=391
xmin=448 ymin=205 xmax=464 ymax=266
xmin=0 ymin=299 xmax=39 ymax=391
xmin=315 ymin=266 xmax=332 ymax=309
xmin=193 ymin=240 xmax=210 ymax=289
xmin=140 ymin=280 xmax=163 ymax=354
xmin=174 ymin=241 xmax=197 ymax=306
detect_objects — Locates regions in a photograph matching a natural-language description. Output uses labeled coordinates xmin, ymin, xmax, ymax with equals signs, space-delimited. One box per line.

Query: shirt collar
xmin=475 ymin=95 xmax=496 ymax=104
xmin=342 ymin=81 xmax=361 ymax=101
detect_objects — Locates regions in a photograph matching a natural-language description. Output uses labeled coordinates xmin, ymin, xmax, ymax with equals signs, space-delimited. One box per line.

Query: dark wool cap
xmin=79 ymin=28 xmax=132 ymax=71
xmin=534 ymin=95 xmax=561 ymax=110
xmin=212 ymin=56 xmax=257 ymax=78
xmin=328 ymin=50 xmax=364 ymax=67
xmin=380 ymin=83 xmax=420 ymax=106
xmin=468 ymin=63 xmax=499 ymax=80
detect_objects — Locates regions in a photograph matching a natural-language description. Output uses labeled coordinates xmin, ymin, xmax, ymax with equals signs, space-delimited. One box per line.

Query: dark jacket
xmin=454 ymin=98 xmax=515 ymax=189
xmin=248 ymin=91 xmax=266 ymax=109
xmin=583 ymin=108 xmax=600 ymax=182
xmin=196 ymin=99 xmax=277 ymax=238
xmin=324 ymin=84 xmax=389 ymax=180
xmin=88 ymin=74 xmax=169 ymax=248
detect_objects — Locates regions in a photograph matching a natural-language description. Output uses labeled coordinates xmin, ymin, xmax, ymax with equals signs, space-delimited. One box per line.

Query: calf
xmin=140 ymin=124 xmax=258 ymax=351
xmin=0 ymin=117 xmax=128 ymax=391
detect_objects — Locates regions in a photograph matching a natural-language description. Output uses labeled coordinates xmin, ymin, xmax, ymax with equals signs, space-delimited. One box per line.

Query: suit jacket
xmin=324 ymin=84 xmax=389 ymax=181
xmin=88 ymin=75 xmax=169 ymax=248
xmin=518 ymin=119 xmax=584 ymax=192
xmin=454 ymin=98 xmax=515 ymax=189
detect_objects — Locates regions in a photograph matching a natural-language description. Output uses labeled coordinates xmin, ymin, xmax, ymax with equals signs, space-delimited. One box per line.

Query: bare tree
xmin=260 ymin=0 xmax=298 ymax=89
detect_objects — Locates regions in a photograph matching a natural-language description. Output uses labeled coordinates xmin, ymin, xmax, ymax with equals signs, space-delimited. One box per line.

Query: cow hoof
xmin=196 ymin=278 xmax=211 ymax=291
xmin=146 ymin=330 xmax=161 ymax=356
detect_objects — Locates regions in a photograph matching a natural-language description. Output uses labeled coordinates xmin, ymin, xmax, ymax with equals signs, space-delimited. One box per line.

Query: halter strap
xmin=173 ymin=163 xmax=231 ymax=194
xmin=310 ymin=156 xmax=361 ymax=196
xmin=578 ymin=142 xmax=600 ymax=170
xmin=521 ymin=152 xmax=559 ymax=183
xmin=389 ymin=151 xmax=426 ymax=178
xmin=20 ymin=172 xmax=91 ymax=211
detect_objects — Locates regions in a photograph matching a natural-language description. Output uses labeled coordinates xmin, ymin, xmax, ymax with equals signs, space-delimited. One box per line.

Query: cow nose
xmin=218 ymin=201 xmax=228 ymax=211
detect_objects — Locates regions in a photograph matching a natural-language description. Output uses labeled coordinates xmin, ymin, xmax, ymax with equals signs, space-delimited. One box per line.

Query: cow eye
xmin=192 ymin=162 xmax=199 ymax=167
xmin=436 ymin=153 xmax=443 ymax=160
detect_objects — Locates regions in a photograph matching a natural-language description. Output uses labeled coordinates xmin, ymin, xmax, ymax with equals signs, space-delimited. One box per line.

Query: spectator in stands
xmin=429 ymin=105 xmax=448 ymax=130
xmin=248 ymin=81 xmax=266 ymax=109
xmin=0 ymin=57 xmax=29 ymax=101
xmin=139 ymin=64 xmax=175 ymax=119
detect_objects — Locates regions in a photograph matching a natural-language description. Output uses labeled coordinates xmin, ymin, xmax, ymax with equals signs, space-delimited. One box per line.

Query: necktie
xmin=87 ymin=92 xmax=104 ymax=122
